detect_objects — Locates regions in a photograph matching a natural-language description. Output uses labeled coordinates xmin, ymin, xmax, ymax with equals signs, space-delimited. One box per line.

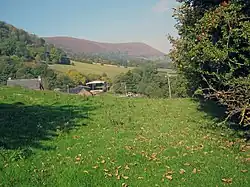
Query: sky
xmin=0 ymin=0 xmax=179 ymax=53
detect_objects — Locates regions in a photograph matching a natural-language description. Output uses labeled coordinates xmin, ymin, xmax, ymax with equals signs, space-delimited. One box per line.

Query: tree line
xmin=112 ymin=64 xmax=188 ymax=98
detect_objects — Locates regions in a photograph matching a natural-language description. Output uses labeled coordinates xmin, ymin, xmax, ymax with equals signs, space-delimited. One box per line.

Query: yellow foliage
xmin=66 ymin=69 xmax=86 ymax=84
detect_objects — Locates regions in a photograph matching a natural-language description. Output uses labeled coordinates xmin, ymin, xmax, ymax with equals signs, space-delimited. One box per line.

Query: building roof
xmin=7 ymin=79 xmax=42 ymax=90
xmin=69 ymin=85 xmax=90 ymax=94
xmin=86 ymin=80 xmax=106 ymax=85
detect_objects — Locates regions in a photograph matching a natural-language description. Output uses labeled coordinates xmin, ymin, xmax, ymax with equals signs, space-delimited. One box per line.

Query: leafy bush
xmin=169 ymin=0 xmax=250 ymax=126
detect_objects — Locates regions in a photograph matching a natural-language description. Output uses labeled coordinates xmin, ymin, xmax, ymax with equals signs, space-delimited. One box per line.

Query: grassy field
xmin=49 ymin=61 xmax=133 ymax=79
xmin=0 ymin=87 xmax=249 ymax=187
xmin=49 ymin=61 xmax=176 ymax=79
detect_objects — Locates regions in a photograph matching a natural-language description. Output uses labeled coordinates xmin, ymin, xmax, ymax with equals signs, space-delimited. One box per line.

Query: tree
xmin=66 ymin=70 xmax=86 ymax=85
xmin=170 ymin=0 xmax=250 ymax=126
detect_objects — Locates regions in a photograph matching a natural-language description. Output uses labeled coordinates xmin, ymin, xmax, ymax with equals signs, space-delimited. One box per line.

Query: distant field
xmin=49 ymin=61 xmax=133 ymax=79
xmin=158 ymin=68 xmax=177 ymax=75
xmin=49 ymin=61 xmax=176 ymax=79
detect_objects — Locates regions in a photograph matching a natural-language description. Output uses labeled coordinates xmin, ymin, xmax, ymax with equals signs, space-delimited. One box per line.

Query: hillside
xmin=0 ymin=21 xmax=79 ymax=90
xmin=43 ymin=37 xmax=165 ymax=58
xmin=49 ymin=61 xmax=133 ymax=79
xmin=0 ymin=21 xmax=69 ymax=64
xmin=0 ymin=87 xmax=249 ymax=186
xmin=49 ymin=61 xmax=176 ymax=80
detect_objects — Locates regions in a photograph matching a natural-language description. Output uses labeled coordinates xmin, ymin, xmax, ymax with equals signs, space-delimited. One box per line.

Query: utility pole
xmin=67 ymin=85 xmax=69 ymax=93
xmin=124 ymin=83 xmax=127 ymax=95
xmin=121 ymin=82 xmax=127 ymax=95
xmin=166 ymin=74 xmax=172 ymax=99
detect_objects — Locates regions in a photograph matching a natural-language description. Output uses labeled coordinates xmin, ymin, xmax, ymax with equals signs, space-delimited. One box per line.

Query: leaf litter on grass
xmin=1 ymin=88 xmax=249 ymax=186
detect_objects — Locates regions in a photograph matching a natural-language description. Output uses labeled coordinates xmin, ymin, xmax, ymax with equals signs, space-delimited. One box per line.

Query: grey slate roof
xmin=7 ymin=79 xmax=43 ymax=90
xmin=69 ymin=85 xmax=90 ymax=94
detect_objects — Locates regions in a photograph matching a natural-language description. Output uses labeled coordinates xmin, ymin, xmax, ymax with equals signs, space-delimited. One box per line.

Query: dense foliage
xmin=170 ymin=0 xmax=250 ymax=126
xmin=0 ymin=21 xmax=69 ymax=64
xmin=112 ymin=64 xmax=188 ymax=98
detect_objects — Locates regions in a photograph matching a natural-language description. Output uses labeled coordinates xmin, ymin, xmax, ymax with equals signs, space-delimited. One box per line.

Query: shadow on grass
xmin=197 ymin=98 xmax=227 ymax=120
xmin=196 ymin=98 xmax=249 ymax=140
xmin=0 ymin=102 xmax=95 ymax=150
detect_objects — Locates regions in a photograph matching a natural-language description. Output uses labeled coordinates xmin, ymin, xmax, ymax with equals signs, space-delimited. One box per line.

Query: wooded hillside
xmin=0 ymin=21 xmax=69 ymax=64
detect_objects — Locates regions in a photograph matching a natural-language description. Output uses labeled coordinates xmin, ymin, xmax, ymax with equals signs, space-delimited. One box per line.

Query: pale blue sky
xmin=0 ymin=0 xmax=179 ymax=53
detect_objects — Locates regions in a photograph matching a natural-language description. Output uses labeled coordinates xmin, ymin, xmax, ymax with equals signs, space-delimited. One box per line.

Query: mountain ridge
xmin=43 ymin=36 xmax=165 ymax=58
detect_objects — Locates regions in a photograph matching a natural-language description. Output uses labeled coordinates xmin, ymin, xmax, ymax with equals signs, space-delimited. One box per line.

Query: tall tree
xmin=170 ymin=0 xmax=250 ymax=125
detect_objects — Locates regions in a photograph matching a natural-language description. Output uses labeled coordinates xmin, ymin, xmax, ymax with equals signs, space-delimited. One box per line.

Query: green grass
xmin=49 ymin=61 xmax=176 ymax=79
xmin=49 ymin=61 xmax=133 ymax=79
xmin=0 ymin=87 xmax=249 ymax=187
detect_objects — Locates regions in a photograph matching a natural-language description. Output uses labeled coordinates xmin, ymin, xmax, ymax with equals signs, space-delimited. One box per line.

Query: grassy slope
xmin=49 ymin=61 xmax=176 ymax=79
xmin=49 ymin=61 xmax=133 ymax=79
xmin=0 ymin=87 xmax=249 ymax=187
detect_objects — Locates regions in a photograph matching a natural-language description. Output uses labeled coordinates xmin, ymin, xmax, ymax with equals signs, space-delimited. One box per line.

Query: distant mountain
xmin=43 ymin=37 xmax=165 ymax=58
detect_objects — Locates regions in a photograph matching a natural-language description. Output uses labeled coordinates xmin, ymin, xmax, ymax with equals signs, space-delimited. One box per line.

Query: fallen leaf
xmin=105 ymin=173 xmax=112 ymax=177
xmin=125 ymin=165 xmax=130 ymax=170
xmin=101 ymin=160 xmax=105 ymax=164
xmin=166 ymin=170 xmax=173 ymax=175
xmin=222 ymin=178 xmax=233 ymax=184
xmin=122 ymin=175 xmax=129 ymax=180
xmin=166 ymin=175 xmax=173 ymax=180
xmin=92 ymin=165 xmax=98 ymax=169
xmin=103 ymin=169 xmax=109 ymax=172
xmin=108 ymin=173 xmax=112 ymax=177
xmin=150 ymin=153 xmax=158 ymax=161
xmin=83 ymin=170 xmax=89 ymax=174
xmin=72 ymin=135 xmax=80 ymax=139
xmin=226 ymin=141 xmax=234 ymax=147
xmin=186 ymin=146 xmax=190 ymax=150
xmin=192 ymin=168 xmax=197 ymax=174
xmin=179 ymin=169 xmax=186 ymax=174
xmin=75 ymin=157 xmax=81 ymax=161
xmin=184 ymin=163 xmax=191 ymax=166
xmin=137 ymin=176 xmax=143 ymax=179
xmin=115 ymin=169 xmax=119 ymax=176
xmin=241 ymin=169 xmax=248 ymax=173
xmin=117 ymin=175 xmax=121 ymax=180
xmin=125 ymin=146 xmax=133 ymax=150
xmin=122 ymin=183 xmax=128 ymax=187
